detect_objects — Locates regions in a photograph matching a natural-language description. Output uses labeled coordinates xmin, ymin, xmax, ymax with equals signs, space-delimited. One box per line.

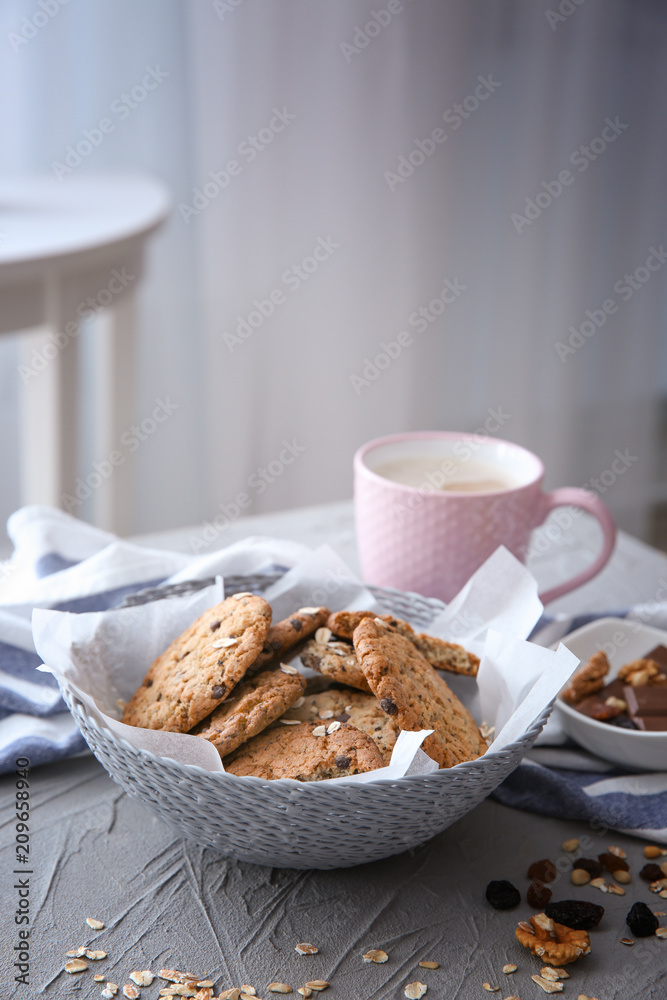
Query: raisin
xmin=544 ymin=900 xmax=604 ymax=930
xmin=608 ymin=714 xmax=638 ymax=729
xmin=573 ymin=857 xmax=603 ymax=879
xmin=527 ymin=880 xmax=552 ymax=908
xmin=485 ymin=880 xmax=521 ymax=910
xmin=527 ymin=859 xmax=557 ymax=883
xmin=640 ymin=863 xmax=664 ymax=882
xmin=626 ymin=901 xmax=659 ymax=938
xmin=599 ymin=852 xmax=629 ymax=873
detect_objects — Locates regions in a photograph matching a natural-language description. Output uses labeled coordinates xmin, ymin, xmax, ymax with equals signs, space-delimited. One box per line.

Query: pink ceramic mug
xmin=354 ymin=432 xmax=616 ymax=605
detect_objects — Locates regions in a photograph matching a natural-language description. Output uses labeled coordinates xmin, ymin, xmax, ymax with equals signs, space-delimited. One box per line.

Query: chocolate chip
xmin=289 ymin=619 xmax=303 ymax=631
xmin=210 ymin=620 xmax=221 ymax=632
xmin=335 ymin=756 xmax=351 ymax=769
xmin=336 ymin=712 xmax=351 ymax=723
xmin=156 ymin=693 xmax=162 ymax=701
xmin=145 ymin=679 xmax=153 ymax=687
xmin=380 ymin=698 xmax=398 ymax=715
xmin=211 ymin=685 xmax=226 ymax=699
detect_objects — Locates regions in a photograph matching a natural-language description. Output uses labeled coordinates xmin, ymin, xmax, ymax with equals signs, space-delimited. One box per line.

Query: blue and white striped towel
xmin=1 ymin=506 xmax=666 ymax=843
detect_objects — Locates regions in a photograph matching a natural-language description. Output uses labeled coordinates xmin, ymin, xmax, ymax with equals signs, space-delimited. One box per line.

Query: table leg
xmin=18 ymin=290 xmax=79 ymax=510
xmin=92 ymin=289 xmax=135 ymax=535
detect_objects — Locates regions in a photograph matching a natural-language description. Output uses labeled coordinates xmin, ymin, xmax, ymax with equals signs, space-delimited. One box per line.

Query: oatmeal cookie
xmin=121 ymin=594 xmax=271 ymax=732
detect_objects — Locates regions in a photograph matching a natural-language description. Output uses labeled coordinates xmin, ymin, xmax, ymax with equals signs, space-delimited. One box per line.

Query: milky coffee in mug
xmin=354 ymin=432 xmax=616 ymax=604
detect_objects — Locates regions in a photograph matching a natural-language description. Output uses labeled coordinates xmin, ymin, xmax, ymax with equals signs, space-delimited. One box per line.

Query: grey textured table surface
xmin=3 ymin=501 xmax=667 ymax=999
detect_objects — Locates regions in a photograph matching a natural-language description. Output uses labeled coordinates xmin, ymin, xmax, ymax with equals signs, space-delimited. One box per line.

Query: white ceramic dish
xmin=555 ymin=617 xmax=667 ymax=771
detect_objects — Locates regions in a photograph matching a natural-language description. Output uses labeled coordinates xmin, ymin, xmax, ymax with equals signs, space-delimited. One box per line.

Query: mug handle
xmin=534 ymin=488 xmax=617 ymax=606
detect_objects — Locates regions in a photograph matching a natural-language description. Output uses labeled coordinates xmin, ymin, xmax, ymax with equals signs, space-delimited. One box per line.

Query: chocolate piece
xmin=643 ymin=644 xmax=667 ymax=671
xmin=575 ymin=678 xmax=629 ymax=723
xmin=624 ymin=685 xmax=667 ymax=716
xmin=634 ymin=716 xmax=667 ymax=731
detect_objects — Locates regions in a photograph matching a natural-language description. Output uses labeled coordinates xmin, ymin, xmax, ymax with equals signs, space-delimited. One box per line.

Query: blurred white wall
xmin=0 ymin=0 xmax=665 ymax=545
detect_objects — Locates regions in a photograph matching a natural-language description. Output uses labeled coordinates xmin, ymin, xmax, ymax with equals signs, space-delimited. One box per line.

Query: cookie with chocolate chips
xmin=121 ymin=594 xmax=271 ymax=732
xmin=353 ymin=617 xmax=486 ymax=768
xmin=193 ymin=667 xmax=306 ymax=757
xmin=282 ymin=688 xmax=398 ymax=763
xmin=223 ymin=720 xmax=384 ymax=780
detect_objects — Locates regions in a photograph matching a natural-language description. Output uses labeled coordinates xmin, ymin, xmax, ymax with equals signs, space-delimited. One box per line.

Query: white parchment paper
xmin=31 ymin=541 xmax=580 ymax=782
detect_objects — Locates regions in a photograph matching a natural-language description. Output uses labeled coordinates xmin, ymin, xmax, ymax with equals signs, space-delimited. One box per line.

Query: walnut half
xmin=515 ymin=913 xmax=591 ymax=966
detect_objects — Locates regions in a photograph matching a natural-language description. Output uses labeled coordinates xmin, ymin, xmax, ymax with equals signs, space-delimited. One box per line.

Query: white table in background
xmin=0 ymin=174 xmax=170 ymax=533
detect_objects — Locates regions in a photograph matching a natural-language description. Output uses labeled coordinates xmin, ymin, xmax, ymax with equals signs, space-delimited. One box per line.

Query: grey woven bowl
xmin=62 ymin=575 xmax=552 ymax=869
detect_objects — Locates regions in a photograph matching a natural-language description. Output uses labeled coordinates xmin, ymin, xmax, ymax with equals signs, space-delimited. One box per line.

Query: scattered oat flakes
xmin=656 ymin=927 xmax=667 ymax=938
xmin=86 ymin=948 xmax=107 ymax=959
xmin=295 ymin=943 xmax=318 ymax=955
xmin=318 ymin=710 xmax=334 ymax=719
xmin=268 ymin=985 xmax=292 ymax=993
xmin=315 ymin=628 xmax=332 ymax=644
xmin=502 ymin=964 xmax=517 ymax=974
xmin=241 ymin=988 xmax=256 ymax=996
xmin=218 ymin=990 xmax=241 ymax=1000
xmin=106 ymin=988 xmax=119 ymax=998
xmin=197 ymin=984 xmax=214 ymax=990
xmin=363 ymin=949 xmax=388 ymax=963
xmin=280 ymin=663 xmax=298 ymax=675
xmin=540 ymin=968 xmax=569 ymax=981
xmin=620 ymin=938 xmax=634 ymax=945
xmin=65 ymin=958 xmax=88 ymax=973
xmin=561 ymin=838 xmax=579 ymax=852
xmin=608 ymin=882 xmax=626 ymax=895
xmin=66 ymin=946 xmax=86 ymax=957
xmin=212 ymin=637 xmax=238 ymax=649
xmin=130 ymin=970 xmax=155 ymax=986
xmin=656 ymin=911 xmax=666 ymax=916
xmin=418 ymin=961 xmax=439 ymax=970
xmin=482 ymin=985 xmax=499 ymax=993
xmin=86 ymin=917 xmax=105 ymax=929
xmin=123 ymin=986 xmax=140 ymax=1000
xmin=503 ymin=996 xmax=521 ymax=1000
xmin=589 ymin=877 xmax=607 ymax=891
xmin=404 ymin=983 xmax=427 ymax=999
xmin=160 ymin=971 xmax=181 ymax=982
xmin=298 ymin=607 xmax=321 ymax=614
xmin=531 ymin=975 xmax=563 ymax=994
xmin=326 ymin=721 xmax=341 ymax=734
xmin=94 ymin=974 xmax=105 ymax=981
xmin=608 ymin=844 xmax=626 ymax=858
xmin=312 ymin=725 xmax=326 ymax=737
xmin=280 ymin=719 xmax=301 ymax=725
xmin=660 ymin=890 xmax=667 ymax=899
xmin=297 ymin=990 xmax=312 ymax=998
xmin=304 ymin=983 xmax=329 ymax=992
xmin=293 ymin=697 xmax=305 ymax=708
xmin=102 ymin=990 xmax=115 ymax=999
xmin=233 ymin=592 xmax=253 ymax=599
xmin=577 ymin=995 xmax=600 ymax=1000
